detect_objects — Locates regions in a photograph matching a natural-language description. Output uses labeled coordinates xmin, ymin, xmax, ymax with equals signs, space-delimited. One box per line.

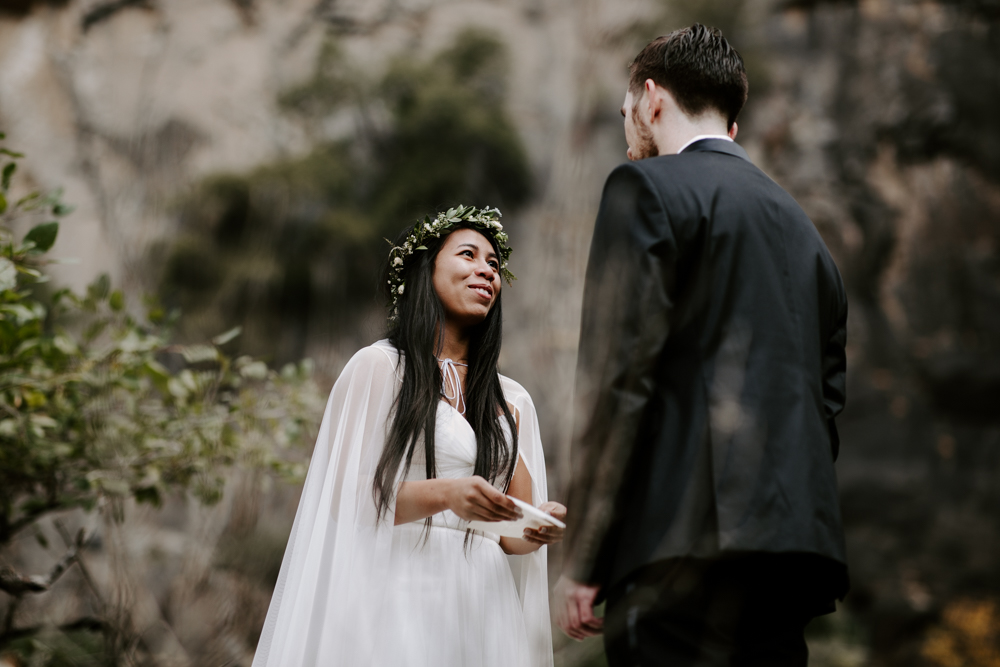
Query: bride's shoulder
xmin=499 ymin=373 xmax=535 ymax=410
xmin=342 ymin=340 xmax=401 ymax=378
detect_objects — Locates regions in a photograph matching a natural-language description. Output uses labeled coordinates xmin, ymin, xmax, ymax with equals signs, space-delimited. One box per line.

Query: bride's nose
xmin=476 ymin=262 xmax=496 ymax=280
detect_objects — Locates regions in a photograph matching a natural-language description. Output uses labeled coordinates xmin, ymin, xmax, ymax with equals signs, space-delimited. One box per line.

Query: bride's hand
xmin=522 ymin=501 xmax=566 ymax=545
xmin=445 ymin=476 xmax=523 ymax=523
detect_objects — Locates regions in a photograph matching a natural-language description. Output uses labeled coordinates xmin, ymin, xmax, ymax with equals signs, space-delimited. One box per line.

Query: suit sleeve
xmin=564 ymin=164 xmax=676 ymax=585
xmin=822 ymin=287 xmax=848 ymax=461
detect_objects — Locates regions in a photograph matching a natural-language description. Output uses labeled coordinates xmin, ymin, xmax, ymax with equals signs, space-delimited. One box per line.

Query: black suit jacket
xmin=565 ymin=139 xmax=848 ymax=599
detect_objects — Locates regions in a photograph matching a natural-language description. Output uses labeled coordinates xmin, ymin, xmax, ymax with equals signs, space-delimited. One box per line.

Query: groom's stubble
xmin=629 ymin=100 xmax=659 ymax=161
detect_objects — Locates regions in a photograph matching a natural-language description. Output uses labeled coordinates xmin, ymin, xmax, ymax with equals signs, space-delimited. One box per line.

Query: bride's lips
xmin=468 ymin=283 xmax=493 ymax=300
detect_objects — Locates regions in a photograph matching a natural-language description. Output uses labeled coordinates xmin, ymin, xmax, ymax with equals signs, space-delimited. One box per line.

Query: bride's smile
xmin=432 ymin=227 xmax=501 ymax=325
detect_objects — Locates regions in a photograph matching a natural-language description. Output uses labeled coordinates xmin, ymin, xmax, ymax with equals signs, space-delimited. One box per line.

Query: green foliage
xmin=375 ymin=28 xmax=532 ymax=223
xmin=3 ymin=627 xmax=104 ymax=667
xmin=0 ymin=135 xmax=324 ymax=549
xmin=160 ymin=28 xmax=532 ymax=361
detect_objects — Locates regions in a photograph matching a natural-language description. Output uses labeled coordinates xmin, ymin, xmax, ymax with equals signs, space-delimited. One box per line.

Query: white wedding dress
xmin=252 ymin=340 xmax=553 ymax=667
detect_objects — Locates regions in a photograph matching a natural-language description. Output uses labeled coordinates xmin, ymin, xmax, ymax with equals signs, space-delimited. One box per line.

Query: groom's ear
xmin=729 ymin=122 xmax=738 ymax=140
xmin=643 ymin=78 xmax=662 ymax=121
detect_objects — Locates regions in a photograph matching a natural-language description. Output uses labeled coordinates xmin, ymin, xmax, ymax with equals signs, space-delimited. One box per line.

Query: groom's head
xmin=624 ymin=25 xmax=747 ymax=159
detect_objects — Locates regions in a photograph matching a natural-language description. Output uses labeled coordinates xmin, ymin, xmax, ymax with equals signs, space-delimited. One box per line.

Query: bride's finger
xmin=478 ymin=490 xmax=521 ymax=521
xmin=523 ymin=527 xmax=563 ymax=544
xmin=468 ymin=503 xmax=510 ymax=522
xmin=472 ymin=496 xmax=518 ymax=522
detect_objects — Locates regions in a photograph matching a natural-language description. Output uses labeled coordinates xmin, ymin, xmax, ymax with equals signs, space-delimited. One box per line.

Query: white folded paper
xmin=467 ymin=496 xmax=566 ymax=539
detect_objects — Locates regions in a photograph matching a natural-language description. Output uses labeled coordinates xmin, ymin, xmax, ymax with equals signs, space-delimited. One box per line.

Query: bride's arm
xmin=499 ymin=457 xmax=567 ymax=555
xmin=394 ymin=477 xmax=522 ymax=525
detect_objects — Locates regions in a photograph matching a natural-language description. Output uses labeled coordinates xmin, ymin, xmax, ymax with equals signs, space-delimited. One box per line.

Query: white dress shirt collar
xmin=677 ymin=134 xmax=733 ymax=154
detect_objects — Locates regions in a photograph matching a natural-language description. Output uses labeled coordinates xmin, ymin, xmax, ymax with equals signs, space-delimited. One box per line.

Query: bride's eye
xmin=488 ymin=260 xmax=499 ymax=270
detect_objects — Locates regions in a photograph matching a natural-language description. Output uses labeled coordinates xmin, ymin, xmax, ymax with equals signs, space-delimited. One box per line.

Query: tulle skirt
xmin=372 ymin=522 xmax=532 ymax=666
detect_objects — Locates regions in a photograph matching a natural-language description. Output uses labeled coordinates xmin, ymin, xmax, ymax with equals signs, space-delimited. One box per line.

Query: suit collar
xmin=680 ymin=138 xmax=750 ymax=162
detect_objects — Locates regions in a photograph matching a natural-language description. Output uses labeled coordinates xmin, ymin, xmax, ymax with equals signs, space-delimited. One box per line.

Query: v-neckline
xmin=439 ymin=399 xmax=475 ymax=435
xmin=438 ymin=400 xmax=511 ymax=428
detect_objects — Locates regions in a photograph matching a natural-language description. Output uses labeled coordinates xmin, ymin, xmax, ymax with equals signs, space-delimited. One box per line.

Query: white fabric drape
xmin=252 ymin=340 xmax=553 ymax=666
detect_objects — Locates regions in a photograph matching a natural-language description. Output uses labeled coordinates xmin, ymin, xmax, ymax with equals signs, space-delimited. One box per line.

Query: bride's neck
xmin=437 ymin=322 xmax=470 ymax=363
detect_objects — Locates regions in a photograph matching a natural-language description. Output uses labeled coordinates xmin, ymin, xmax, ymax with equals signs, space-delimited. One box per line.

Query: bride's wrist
xmin=436 ymin=478 xmax=457 ymax=514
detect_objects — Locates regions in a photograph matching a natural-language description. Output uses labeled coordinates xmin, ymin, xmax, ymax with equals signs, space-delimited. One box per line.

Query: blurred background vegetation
xmin=1 ymin=0 xmax=999 ymax=665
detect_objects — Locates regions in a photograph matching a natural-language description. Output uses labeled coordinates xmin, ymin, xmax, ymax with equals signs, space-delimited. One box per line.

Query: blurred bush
xmin=922 ymin=598 xmax=1000 ymax=667
xmin=0 ymin=132 xmax=323 ymax=664
xmin=158 ymin=28 xmax=532 ymax=363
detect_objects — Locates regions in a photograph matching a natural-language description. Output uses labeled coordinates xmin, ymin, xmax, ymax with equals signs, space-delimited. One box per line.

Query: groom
xmin=555 ymin=25 xmax=849 ymax=666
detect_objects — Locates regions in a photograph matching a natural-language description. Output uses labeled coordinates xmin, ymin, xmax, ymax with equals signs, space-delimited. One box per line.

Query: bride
xmin=252 ymin=206 xmax=564 ymax=666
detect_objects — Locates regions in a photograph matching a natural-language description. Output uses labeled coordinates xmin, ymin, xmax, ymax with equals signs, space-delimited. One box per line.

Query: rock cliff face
xmin=744 ymin=3 xmax=1000 ymax=663
xmin=1 ymin=0 xmax=999 ymax=664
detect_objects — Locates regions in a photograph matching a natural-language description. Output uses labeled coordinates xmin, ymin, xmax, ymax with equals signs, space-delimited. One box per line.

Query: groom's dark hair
xmin=629 ymin=24 xmax=748 ymax=130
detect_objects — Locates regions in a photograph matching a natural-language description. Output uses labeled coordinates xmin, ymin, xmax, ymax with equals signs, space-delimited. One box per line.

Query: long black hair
xmin=372 ymin=221 xmax=518 ymax=523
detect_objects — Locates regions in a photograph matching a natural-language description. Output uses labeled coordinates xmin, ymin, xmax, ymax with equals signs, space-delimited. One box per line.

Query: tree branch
xmin=6 ymin=497 xmax=83 ymax=543
xmin=1 ymin=616 xmax=105 ymax=642
xmin=54 ymin=521 xmax=104 ymax=611
xmin=0 ymin=541 xmax=79 ymax=596
xmin=81 ymin=0 xmax=154 ymax=32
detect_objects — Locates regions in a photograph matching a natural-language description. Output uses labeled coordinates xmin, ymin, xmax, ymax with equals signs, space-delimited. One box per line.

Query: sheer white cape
xmin=252 ymin=340 xmax=553 ymax=666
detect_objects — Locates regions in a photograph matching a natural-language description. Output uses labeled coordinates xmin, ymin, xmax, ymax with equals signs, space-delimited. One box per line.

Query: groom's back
xmin=598 ymin=139 xmax=848 ymax=592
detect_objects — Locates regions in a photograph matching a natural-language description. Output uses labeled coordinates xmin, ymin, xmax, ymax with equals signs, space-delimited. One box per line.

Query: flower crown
xmin=387 ymin=205 xmax=515 ymax=319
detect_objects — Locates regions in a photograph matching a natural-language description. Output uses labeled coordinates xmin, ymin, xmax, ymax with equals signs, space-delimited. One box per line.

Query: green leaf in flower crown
xmin=24 ymin=221 xmax=59 ymax=252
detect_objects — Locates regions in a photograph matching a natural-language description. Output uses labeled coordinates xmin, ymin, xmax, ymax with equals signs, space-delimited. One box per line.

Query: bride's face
xmin=433 ymin=228 xmax=501 ymax=327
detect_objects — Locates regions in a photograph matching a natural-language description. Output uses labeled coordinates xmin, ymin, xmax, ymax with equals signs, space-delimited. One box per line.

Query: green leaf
xmin=180 ymin=344 xmax=219 ymax=364
xmin=0 ymin=192 xmax=6 ymax=215
xmin=83 ymin=319 xmax=107 ymax=342
xmin=143 ymin=359 xmax=170 ymax=380
xmin=0 ymin=148 xmax=24 ymax=158
xmin=100 ymin=479 xmax=130 ymax=496
xmin=0 ymin=257 xmax=16 ymax=291
xmin=0 ymin=420 xmax=17 ymax=437
xmin=167 ymin=377 xmax=189 ymax=398
xmin=134 ymin=486 xmax=162 ymax=507
xmin=212 ymin=326 xmax=242 ymax=346
xmin=15 ymin=265 xmax=41 ymax=278
xmin=109 ymin=290 xmax=124 ymax=312
xmin=1 ymin=303 xmax=41 ymax=323
xmin=2 ymin=162 xmax=15 ymax=191
xmin=53 ymin=335 xmax=78 ymax=355
xmin=24 ymin=221 xmax=59 ymax=252
xmin=89 ymin=273 xmax=110 ymax=300
xmin=35 ymin=529 xmax=49 ymax=550
xmin=16 ymin=191 xmax=40 ymax=207
xmin=30 ymin=414 xmax=58 ymax=429
xmin=239 ymin=360 xmax=268 ymax=380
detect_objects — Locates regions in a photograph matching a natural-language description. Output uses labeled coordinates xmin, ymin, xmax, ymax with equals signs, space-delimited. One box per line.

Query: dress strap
xmin=437 ymin=357 xmax=468 ymax=415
